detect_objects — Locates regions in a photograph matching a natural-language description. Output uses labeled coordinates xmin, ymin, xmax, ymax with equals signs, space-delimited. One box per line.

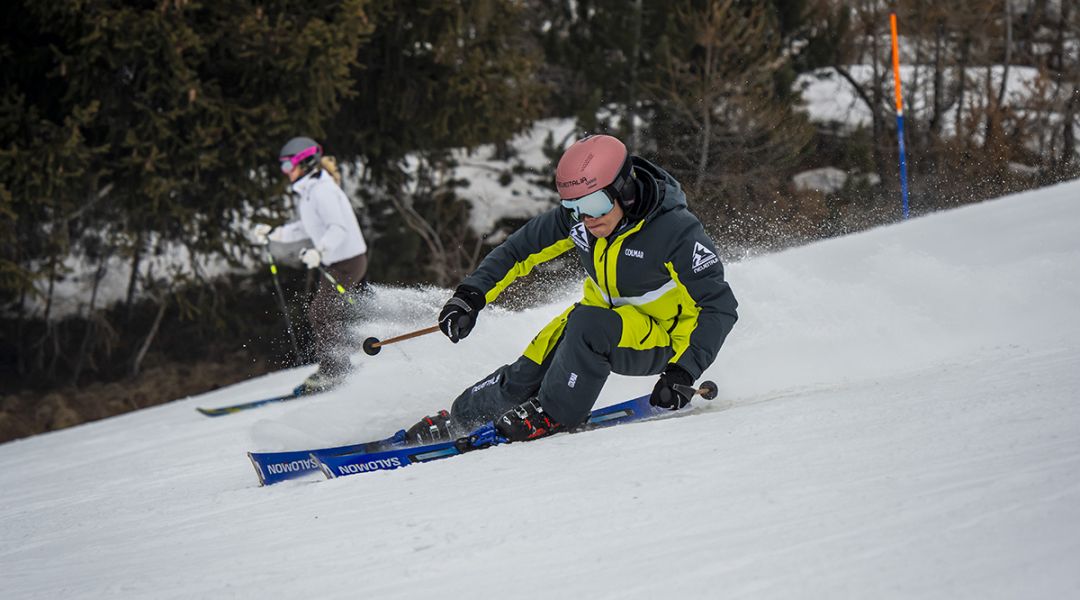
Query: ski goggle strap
xmin=561 ymin=189 xmax=616 ymax=220
xmin=279 ymin=145 xmax=321 ymax=173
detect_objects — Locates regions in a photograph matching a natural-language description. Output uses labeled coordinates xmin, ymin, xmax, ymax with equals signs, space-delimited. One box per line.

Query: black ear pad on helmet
xmin=620 ymin=165 xmax=661 ymax=221
xmin=609 ymin=156 xmax=638 ymax=212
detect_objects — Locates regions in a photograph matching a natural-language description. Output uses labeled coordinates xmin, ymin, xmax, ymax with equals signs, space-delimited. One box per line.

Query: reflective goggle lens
xmin=561 ymin=189 xmax=615 ymax=220
xmin=279 ymin=158 xmax=295 ymax=174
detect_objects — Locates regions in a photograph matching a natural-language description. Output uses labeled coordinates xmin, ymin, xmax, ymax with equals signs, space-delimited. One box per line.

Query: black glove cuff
xmin=444 ymin=297 xmax=474 ymax=314
xmin=454 ymin=285 xmax=486 ymax=312
xmin=662 ymin=363 xmax=694 ymax=386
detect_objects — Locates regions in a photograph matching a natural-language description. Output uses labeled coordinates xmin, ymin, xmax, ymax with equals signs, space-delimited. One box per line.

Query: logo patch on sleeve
xmin=691 ymin=242 xmax=719 ymax=273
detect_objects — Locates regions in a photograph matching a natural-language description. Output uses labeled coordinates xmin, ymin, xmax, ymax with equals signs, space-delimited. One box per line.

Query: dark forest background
xmin=2 ymin=0 xmax=1078 ymax=441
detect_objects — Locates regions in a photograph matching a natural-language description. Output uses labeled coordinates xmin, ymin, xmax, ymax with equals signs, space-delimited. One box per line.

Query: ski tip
xmin=247 ymin=452 xmax=268 ymax=486
xmin=312 ymin=453 xmax=336 ymax=480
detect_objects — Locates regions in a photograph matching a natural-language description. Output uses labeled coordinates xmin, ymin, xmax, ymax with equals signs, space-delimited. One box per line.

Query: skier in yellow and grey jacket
xmin=406 ymin=135 xmax=738 ymax=444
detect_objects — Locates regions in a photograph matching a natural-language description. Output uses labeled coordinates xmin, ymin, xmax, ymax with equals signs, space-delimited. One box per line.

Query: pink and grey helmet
xmin=278 ymin=136 xmax=322 ymax=174
xmin=555 ymin=135 xmax=635 ymax=220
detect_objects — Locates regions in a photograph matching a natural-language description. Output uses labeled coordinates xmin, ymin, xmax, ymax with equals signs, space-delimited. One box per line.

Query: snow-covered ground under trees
xmin=2 ymin=179 xmax=1079 ymax=599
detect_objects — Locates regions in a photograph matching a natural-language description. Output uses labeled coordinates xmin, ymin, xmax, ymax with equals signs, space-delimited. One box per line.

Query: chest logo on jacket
xmin=570 ymin=222 xmax=590 ymax=252
xmin=624 ymin=248 xmax=644 ymax=259
xmin=692 ymin=242 xmax=719 ymax=273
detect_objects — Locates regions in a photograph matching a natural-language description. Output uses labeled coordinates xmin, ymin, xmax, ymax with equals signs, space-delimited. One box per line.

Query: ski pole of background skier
xmin=317 ymin=266 xmax=357 ymax=306
xmin=262 ymin=246 xmax=301 ymax=362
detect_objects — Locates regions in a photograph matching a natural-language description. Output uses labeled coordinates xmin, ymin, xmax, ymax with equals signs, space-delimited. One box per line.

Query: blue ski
xmin=249 ymin=396 xmax=659 ymax=485
xmin=197 ymin=384 xmax=312 ymax=417
xmin=249 ymin=384 xmax=716 ymax=485
xmin=248 ymin=429 xmax=409 ymax=486
xmin=314 ymin=394 xmax=667 ymax=480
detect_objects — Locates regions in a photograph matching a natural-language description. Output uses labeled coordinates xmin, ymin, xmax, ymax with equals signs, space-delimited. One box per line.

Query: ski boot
xmin=494 ymin=398 xmax=563 ymax=442
xmin=405 ymin=410 xmax=454 ymax=445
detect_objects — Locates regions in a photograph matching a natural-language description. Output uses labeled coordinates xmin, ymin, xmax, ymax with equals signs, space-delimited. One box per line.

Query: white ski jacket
xmin=271 ymin=170 xmax=367 ymax=265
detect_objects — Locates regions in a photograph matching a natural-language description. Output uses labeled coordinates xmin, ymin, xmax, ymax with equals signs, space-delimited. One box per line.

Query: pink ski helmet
xmin=555 ymin=135 xmax=634 ymax=204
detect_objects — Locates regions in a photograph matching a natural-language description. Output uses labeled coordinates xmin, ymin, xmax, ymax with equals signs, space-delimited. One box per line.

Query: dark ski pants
xmin=450 ymin=303 xmax=674 ymax=431
xmin=309 ymin=253 xmax=367 ymax=376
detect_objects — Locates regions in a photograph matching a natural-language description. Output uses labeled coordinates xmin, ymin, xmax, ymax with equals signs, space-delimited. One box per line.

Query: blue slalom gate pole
xmin=896 ymin=113 xmax=910 ymax=219
xmin=891 ymin=13 xmax=911 ymax=219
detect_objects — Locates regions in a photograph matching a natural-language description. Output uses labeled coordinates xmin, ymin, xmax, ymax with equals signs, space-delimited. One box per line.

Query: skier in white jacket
xmin=252 ymin=136 xmax=368 ymax=393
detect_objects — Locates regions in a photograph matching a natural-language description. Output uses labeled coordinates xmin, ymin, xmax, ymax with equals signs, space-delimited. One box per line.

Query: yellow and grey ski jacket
xmin=461 ymin=158 xmax=738 ymax=379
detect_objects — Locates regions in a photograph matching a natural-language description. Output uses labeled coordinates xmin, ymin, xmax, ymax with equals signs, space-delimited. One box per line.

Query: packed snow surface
xmin=2 ymin=180 xmax=1079 ymax=598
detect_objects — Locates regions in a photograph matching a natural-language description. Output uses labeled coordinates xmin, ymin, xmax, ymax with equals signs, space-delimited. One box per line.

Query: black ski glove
xmin=439 ymin=285 xmax=485 ymax=343
xmin=649 ymin=364 xmax=695 ymax=410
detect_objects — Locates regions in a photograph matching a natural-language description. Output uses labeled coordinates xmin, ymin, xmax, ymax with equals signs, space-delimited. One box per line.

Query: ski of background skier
xmin=196 ymin=384 xmax=312 ymax=417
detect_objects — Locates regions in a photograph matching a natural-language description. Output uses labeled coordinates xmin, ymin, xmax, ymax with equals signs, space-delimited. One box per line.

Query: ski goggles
xmin=561 ymin=189 xmax=616 ymax=220
xmin=279 ymin=145 xmax=320 ymax=174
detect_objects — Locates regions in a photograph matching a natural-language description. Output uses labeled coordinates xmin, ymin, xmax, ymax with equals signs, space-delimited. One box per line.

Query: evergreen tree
xmin=326 ymin=0 xmax=546 ymax=284
xmin=647 ymin=1 xmax=813 ymax=223
xmin=1 ymin=0 xmax=372 ymax=384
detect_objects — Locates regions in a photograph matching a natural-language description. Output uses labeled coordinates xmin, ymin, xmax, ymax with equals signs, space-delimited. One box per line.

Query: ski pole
xmin=362 ymin=325 xmax=441 ymax=356
xmin=672 ymin=380 xmax=719 ymax=401
xmin=263 ymin=246 xmax=301 ymax=363
xmin=317 ymin=266 xmax=357 ymax=306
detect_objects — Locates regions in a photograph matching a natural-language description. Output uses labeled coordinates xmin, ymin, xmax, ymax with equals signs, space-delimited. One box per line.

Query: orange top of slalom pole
xmin=890 ymin=13 xmax=904 ymax=114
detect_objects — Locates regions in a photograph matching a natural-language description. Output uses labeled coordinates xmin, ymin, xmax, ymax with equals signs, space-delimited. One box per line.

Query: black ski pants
xmin=450 ymin=303 xmax=673 ymax=431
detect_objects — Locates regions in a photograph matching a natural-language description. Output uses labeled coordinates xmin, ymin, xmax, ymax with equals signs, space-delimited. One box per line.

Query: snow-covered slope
xmin=2 ymin=180 xmax=1079 ymax=599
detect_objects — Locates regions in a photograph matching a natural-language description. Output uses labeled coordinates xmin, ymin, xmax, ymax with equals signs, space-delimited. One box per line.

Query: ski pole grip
xmin=673 ymin=380 xmax=718 ymax=401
